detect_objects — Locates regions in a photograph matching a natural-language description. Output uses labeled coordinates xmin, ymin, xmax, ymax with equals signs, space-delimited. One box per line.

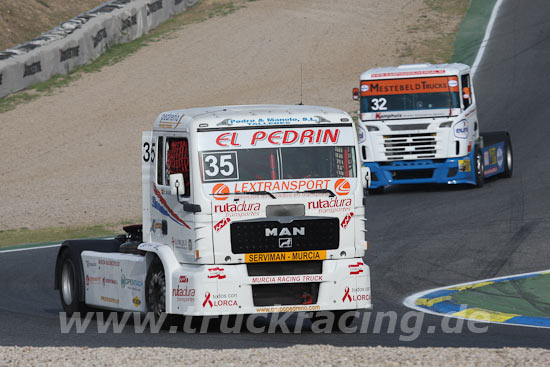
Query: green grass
xmin=0 ymin=0 xmax=257 ymax=114
xmin=399 ymin=0 xmax=470 ymax=64
xmin=452 ymin=275 xmax=550 ymax=318
xmin=0 ymin=220 xmax=139 ymax=249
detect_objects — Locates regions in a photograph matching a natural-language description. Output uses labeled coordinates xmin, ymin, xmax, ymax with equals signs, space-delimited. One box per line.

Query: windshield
xmin=201 ymin=146 xmax=356 ymax=183
xmin=360 ymin=76 xmax=460 ymax=114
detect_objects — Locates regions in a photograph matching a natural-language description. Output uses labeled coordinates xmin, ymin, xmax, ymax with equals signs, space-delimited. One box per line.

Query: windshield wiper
xmin=212 ymin=191 xmax=276 ymax=199
xmin=301 ymin=189 xmax=336 ymax=197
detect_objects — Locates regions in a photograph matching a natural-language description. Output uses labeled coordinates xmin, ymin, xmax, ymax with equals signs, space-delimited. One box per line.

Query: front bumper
xmin=169 ymin=258 xmax=371 ymax=316
xmin=364 ymin=150 xmax=476 ymax=188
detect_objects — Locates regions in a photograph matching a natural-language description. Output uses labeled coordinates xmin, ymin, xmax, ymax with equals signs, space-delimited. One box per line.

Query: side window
xmin=461 ymin=74 xmax=472 ymax=109
xmin=156 ymin=136 xmax=164 ymax=185
xmin=165 ymin=138 xmax=190 ymax=196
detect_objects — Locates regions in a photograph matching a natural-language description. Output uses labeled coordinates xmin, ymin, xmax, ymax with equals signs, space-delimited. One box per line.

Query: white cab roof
xmin=153 ymin=104 xmax=352 ymax=131
xmin=360 ymin=63 xmax=471 ymax=80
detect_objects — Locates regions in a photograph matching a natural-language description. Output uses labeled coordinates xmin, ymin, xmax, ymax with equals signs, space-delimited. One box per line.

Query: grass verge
xmin=398 ymin=0 xmax=470 ymax=64
xmin=0 ymin=220 xmax=139 ymax=249
xmin=0 ymin=0 xmax=257 ymax=114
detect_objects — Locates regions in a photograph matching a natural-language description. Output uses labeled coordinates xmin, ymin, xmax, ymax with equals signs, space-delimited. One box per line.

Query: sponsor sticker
xmin=98 ymin=259 xmax=120 ymax=267
xmin=121 ymin=274 xmax=143 ymax=290
xmin=212 ymin=183 xmax=230 ymax=201
xmin=348 ymin=262 xmax=364 ymax=275
xmin=251 ymin=274 xmax=324 ymax=284
xmin=360 ymin=84 xmax=369 ymax=92
xmin=497 ymin=146 xmax=504 ymax=168
xmin=179 ymin=275 xmax=189 ymax=283
xmin=342 ymin=286 xmax=371 ymax=302
xmin=207 ymin=267 xmax=226 ymax=279
xmin=101 ymin=296 xmax=119 ymax=304
xmin=454 ymin=120 xmax=469 ymax=139
xmin=133 ymin=296 xmax=141 ymax=307
xmin=308 ymin=197 xmax=352 ymax=213
xmin=202 ymin=292 xmax=238 ymax=308
xmin=245 ymin=250 xmax=327 ymax=263
xmin=361 ymin=76 xmax=459 ymax=96
xmin=86 ymin=275 xmax=102 ymax=286
xmin=334 ymin=179 xmax=351 ymax=196
xmin=341 ymin=212 xmax=354 ymax=229
xmin=458 ymin=159 xmax=471 ymax=172
xmin=173 ymin=287 xmax=196 ymax=302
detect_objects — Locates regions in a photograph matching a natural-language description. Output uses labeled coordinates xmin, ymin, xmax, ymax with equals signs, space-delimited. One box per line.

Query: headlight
xmin=439 ymin=121 xmax=452 ymax=128
xmin=365 ymin=125 xmax=379 ymax=132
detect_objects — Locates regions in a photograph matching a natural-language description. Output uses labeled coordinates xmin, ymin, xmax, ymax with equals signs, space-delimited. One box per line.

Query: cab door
xmin=150 ymin=133 xmax=196 ymax=262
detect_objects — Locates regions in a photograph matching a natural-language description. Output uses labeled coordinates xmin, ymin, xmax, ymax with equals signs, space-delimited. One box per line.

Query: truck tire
xmin=57 ymin=249 xmax=85 ymax=316
xmin=145 ymin=258 xmax=167 ymax=321
xmin=502 ymin=134 xmax=513 ymax=178
xmin=145 ymin=257 xmax=180 ymax=329
xmin=474 ymin=145 xmax=484 ymax=188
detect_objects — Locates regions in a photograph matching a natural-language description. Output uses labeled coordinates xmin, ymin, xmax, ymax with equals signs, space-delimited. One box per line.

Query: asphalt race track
xmin=1 ymin=0 xmax=549 ymax=348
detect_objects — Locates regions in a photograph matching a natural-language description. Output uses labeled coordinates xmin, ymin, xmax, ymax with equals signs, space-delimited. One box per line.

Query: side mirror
xmin=360 ymin=166 xmax=371 ymax=189
xmin=352 ymin=87 xmax=359 ymax=100
xmin=170 ymin=173 xmax=185 ymax=196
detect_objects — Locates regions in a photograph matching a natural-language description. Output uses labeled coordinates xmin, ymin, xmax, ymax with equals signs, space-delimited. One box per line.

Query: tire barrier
xmin=0 ymin=0 xmax=199 ymax=99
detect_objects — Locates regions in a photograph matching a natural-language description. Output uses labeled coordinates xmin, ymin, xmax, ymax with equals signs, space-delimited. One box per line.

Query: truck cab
xmin=55 ymin=105 xmax=372 ymax=325
xmin=353 ymin=63 xmax=512 ymax=191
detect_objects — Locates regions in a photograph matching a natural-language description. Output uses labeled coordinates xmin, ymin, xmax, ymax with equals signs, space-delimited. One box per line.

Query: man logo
xmin=212 ymin=183 xmax=230 ymax=201
xmin=334 ymin=179 xmax=351 ymax=196
xmin=279 ymin=238 xmax=292 ymax=248
xmin=265 ymin=227 xmax=305 ymax=236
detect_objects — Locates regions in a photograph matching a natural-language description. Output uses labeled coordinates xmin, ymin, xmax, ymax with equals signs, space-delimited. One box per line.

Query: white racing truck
xmin=353 ymin=63 xmax=513 ymax=193
xmin=54 ymin=104 xmax=372 ymax=326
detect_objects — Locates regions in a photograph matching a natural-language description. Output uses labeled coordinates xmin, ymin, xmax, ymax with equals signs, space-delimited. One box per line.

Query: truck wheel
xmin=145 ymin=258 xmax=167 ymax=321
xmin=474 ymin=146 xmax=484 ymax=188
xmin=57 ymin=250 xmax=84 ymax=316
xmin=502 ymin=134 xmax=513 ymax=178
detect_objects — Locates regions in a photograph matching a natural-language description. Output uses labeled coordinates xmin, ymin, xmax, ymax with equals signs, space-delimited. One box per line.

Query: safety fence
xmin=0 ymin=0 xmax=199 ymax=99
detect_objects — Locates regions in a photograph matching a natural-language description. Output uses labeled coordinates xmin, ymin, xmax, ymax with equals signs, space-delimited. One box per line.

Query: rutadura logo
xmin=334 ymin=179 xmax=351 ymax=196
xmin=212 ymin=183 xmax=230 ymax=201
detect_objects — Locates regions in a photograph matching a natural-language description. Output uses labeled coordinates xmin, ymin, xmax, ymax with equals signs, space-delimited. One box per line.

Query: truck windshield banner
xmin=360 ymin=76 xmax=459 ymax=96
xmin=198 ymin=127 xmax=355 ymax=151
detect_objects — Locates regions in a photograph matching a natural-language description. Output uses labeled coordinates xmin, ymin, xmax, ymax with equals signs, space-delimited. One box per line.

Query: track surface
xmin=1 ymin=0 xmax=550 ymax=348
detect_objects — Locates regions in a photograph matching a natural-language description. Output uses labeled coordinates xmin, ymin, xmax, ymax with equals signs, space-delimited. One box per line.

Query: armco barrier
xmin=0 ymin=0 xmax=199 ymax=99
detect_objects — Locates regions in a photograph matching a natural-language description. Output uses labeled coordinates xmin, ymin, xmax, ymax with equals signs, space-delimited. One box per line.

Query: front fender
xmin=138 ymin=243 xmax=181 ymax=313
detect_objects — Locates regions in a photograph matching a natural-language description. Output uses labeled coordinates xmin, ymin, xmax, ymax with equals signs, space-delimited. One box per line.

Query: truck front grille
xmin=384 ymin=133 xmax=438 ymax=160
xmin=230 ymin=217 xmax=339 ymax=254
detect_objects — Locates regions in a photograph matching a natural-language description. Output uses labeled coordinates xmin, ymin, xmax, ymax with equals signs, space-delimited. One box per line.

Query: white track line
xmin=0 ymin=243 xmax=61 ymax=254
xmin=403 ymin=269 xmax=550 ymax=329
xmin=471 ymin=0 xmax=504 ymax=77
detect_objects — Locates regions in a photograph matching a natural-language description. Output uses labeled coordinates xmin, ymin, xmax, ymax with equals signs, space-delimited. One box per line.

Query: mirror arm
xmin=175 ymin=182 xmax=201 ymax=213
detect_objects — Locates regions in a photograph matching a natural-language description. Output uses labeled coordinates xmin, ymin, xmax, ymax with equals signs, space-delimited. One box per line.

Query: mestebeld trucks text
xmin=54 ymin=105 xmax=372 ymax=325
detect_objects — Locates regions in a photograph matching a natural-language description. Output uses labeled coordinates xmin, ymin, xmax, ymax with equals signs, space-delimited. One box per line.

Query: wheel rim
xmin=476 ymin=150 xmax=483 ymax=178
xmin=61 ymin=260 xmax=75 ymax=306
xmin=148 ymin=270 xmax=166 ymax=317
xmin=506 ymin=146 xmax=513 ymax=171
